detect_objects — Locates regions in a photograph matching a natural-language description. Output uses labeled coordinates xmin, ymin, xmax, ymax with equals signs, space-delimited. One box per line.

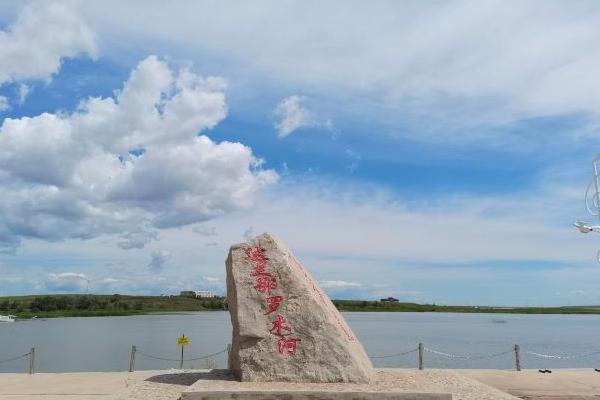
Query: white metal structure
xmin=584 ymin=154 xmax=600 ymax=218
xmin=0 ymin=315 xmax=16 ymax=323
xmin=575 ymin=154 xmax=600 ymax=261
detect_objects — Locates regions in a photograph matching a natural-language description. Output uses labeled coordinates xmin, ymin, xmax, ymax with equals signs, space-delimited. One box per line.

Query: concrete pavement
xmin=458 ymin=369 xmax=600 ymax=399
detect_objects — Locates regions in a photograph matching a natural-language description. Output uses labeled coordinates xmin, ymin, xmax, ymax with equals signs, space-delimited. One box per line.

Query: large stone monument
xmin=182 ymin=233 xmax=454 ymax=399
xmin=226 ymin=233 xmax=375 ymax=383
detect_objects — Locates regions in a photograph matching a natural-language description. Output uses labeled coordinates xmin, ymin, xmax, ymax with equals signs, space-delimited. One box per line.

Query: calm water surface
xmin=0 ymin=312 xmax=598 ymax=372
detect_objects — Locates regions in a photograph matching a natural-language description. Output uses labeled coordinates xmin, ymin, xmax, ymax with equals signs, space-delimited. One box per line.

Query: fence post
xmin=28 ymin=347 xmax=35 ymax=375
xmin=129 ymin=345 xmax=136 ymax=372
xmin=514 ymin=344 xmax=521 ymax=371
xmin=418 ymin=343 xmax=424 ymax=370
xmin=226 ymin=344 xmax=231 ymax=370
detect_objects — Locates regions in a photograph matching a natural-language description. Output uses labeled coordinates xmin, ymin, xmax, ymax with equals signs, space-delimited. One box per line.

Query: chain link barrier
xmin=4 ymin=345 xmax=600 ymax=373
xmin=424 ymin=347 xmax=513 ymax=360
xmin=372 ymin=345 xmax=600 ymax=364
xmin=369 ymin=348 xmax=418 ymax=359
xmin=137 ymin=347 xmax=228 ymax=363
xmin=184 ymin=348 xmax=228 ymax=361
xmin=0 ymin=351 xmax=31 ymax=364
xmin=524 ymin=349 xmax=600 ymax=360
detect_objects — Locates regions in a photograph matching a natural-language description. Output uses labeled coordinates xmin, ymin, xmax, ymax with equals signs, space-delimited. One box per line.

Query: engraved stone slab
xmin=226 ymin=233 xmax=375 ymax=383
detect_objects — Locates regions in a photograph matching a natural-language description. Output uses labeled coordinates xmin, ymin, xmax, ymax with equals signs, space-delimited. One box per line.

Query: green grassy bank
xmin=1 ymin=295 xmax=599 ymax=318
xmin=0 ymin=294 xmax=225 ymax=319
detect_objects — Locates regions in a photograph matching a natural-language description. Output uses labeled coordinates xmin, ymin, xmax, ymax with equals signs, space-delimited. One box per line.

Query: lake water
xmin=0 ymin=312 xmax=599 ymax=373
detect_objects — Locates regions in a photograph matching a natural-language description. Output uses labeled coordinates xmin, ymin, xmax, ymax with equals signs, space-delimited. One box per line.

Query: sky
xmin=0 ymin=1 xmax=600 ymax=306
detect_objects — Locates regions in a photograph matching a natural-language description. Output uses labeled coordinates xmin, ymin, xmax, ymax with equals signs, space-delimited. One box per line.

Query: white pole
xmin=593 ymin=158 xmax=600 ymax=219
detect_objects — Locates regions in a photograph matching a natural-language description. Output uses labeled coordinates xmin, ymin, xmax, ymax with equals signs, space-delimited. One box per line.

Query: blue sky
xmin=1 ymin=1 xmax=600 ymax=305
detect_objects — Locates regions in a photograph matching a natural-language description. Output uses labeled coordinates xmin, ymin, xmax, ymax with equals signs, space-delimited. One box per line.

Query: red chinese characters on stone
xmin=269 ymin=314 xmax=292 ymax=336
xmin=245 ymin=245 xmax=300 ymax=355
xmin=245 ymin=245 xmax=265 ymax=262
xmin=254 ymin=276 xmax=277 ymax=294
xmin=265 ymin=295 xmax=283 ymax=315
xmin=277 ymin=336 xmax=301 ymax=355
xmin=251 ymin=264 xmax=270 ymax=277
xmin=270 ymin=315 xmax=302 ymax=355
xmin=245 ymin=246 xmax=269 ymax=276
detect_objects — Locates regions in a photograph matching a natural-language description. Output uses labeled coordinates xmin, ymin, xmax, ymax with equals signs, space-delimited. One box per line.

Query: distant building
xmin=195 ymin=290 xmax=216 ymax=298
xmin=380 ymin=296 xmax=399 ymax=303
xmin=180 ymin=290 xmax=216 ymax=298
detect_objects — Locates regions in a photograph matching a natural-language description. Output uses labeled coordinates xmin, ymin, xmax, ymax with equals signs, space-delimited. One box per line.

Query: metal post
xmin=418 ymin=343 xmax=424 ymax=370
xmin=514 ymin=344 xmax=521 ymax=371
xmin=129 ymin=345 xmax=136 ymax=372
xmin=226 ymin=344 xmax=231 ymax=370
xmin=180 ymin=341 xmax=184 ymax=370
xmin=28 ymin=347 xmax=35 ymax=375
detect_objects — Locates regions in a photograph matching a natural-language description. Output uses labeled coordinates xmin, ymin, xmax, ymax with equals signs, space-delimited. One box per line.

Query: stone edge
xmin=181 ymin=389 xmax=451 ymax=400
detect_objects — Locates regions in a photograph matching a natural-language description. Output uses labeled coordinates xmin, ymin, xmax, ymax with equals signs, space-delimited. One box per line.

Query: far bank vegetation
xmin=0 ymin=294 xmax=225 ymax=318
xmin=1 ymin=295 xmax=599 ymax=318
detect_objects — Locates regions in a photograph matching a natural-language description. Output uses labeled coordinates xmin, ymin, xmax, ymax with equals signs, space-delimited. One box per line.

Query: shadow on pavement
xmin=145 ymin=369 xmax=234 ymax=386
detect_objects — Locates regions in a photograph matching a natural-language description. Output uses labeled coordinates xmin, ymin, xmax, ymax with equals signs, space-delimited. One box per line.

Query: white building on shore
xmin=180 ymin=290 xmax=216 ymax=298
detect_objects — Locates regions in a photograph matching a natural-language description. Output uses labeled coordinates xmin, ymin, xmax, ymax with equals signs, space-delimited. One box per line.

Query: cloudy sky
xmin=1 ymin=1 xmax=600 ymax=306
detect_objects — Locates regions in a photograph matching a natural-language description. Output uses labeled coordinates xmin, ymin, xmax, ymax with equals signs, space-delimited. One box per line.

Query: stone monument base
xmin=181 ymin=370 xmax=453 ymax=400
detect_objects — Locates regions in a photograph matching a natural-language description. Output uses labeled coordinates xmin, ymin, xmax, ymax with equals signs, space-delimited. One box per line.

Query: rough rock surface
xmin=226 ymin=233 xmax=375 ymax=383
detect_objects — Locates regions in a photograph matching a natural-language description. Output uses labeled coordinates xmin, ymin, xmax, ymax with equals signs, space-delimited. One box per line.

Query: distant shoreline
xmin=333 ymin=299 xmax=600 ymax=315
xmin=1 ymin=294 xmax=599 ymax=319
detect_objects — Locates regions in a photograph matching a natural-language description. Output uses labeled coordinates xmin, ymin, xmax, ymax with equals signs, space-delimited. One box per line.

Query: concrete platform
xmin=458 ymin=368 xmax=600 ymax=399
xmin=181 ymin=369 xmax=518 ymax=400
xmin=0 ymin=370 xmax=161 ymax=400
xmin=15 ymin=368 xmax=597 ymax=400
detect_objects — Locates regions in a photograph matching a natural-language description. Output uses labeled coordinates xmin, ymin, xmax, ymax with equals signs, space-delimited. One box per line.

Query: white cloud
xmin=148 ymin=250 xmax=171 ymax=272
xmin=209 ymin=177 xmax=590 ymax=265
xmin=0 ymin=96 xmax=9 ymax=111
xmin=319 ymin=280 xmax=361 ymax=289
xmin=101 ymin=277 xmax=122 ymax=284
xmin=0 ymin=1 xmax=96 ymax=85
xmin=0 ymin=276 xmax=23 ymax=284
xmin=45 ymin=272 xmax=88 ymax=292
xmin=6 ymin=174 xmax=600 ymax=304
xmin=344 ymin=149 xmax=361 ymax=174
xmin=95 ymin=277 xmax=129 ymax=292
xmin=0 ymin=55 xmax=277 ymax=252
xmin=117 ymin=229 xmax=158 ymax=250
xmin=202 ymin=276 xmax=220 ymax=283
xmin=273 ymin=95 xmax=316 ymax=137
xmin=74 ymin=1 xmax=600 ymax=139
xmin=242 ymin=226 xmax=254 ymax=240
xmin=17 ymin=84 xmax=30 ymax=105
xmin=193 ymin=225 xmax=218 ymax=236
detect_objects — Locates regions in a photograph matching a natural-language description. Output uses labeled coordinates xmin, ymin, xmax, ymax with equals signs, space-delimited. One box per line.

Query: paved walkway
xmin=458 ymin=369 xmax=600 ymax=400
xmin=0 ymin=369 xmax=598 ymax=400
xmin=0 ymin=370 xmax=161 ymax=400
